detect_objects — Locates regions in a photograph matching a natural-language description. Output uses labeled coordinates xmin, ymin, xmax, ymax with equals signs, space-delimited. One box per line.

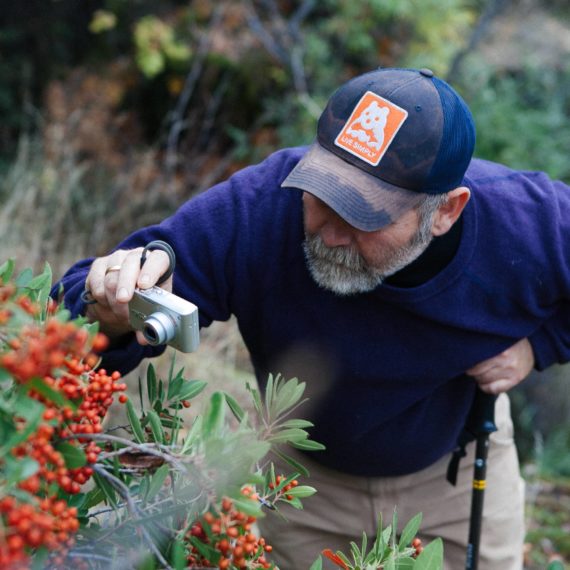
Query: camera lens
xmin=142 ymin=312 xmax=176 ymax=346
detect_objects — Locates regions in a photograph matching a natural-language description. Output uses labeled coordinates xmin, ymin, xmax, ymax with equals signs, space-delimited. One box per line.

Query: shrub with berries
xmin=1 ymin=260 xmax=444 ymax=570
xmin=0 ymin=260 xmax=323 ymax=569
xmin=0 ymin=260 xmax=126 ymax=568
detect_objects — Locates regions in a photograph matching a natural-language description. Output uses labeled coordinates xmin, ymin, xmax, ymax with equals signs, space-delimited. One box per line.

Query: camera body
xmin=128 ymin=287 xmax=200 ymax=353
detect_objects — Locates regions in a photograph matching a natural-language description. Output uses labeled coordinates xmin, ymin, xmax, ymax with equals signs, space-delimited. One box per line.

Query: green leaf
xmin=414 ymin=538 xmax=444 ymax=570
xmin=291 ymin=439 xmax=326 ymax=451
xmin=136 ymin=554 xmax=158 ymax=570
xmin=309 ymin=556 xmax=323 ymax=570
xmin=273 ymin=449 xmax=310 ymax=477
xmin=0 ymin=259 xmax=15 ymax=284
xmin=146 ymin=364 xmax=158 ymax=404
xmin=65 ymin=493 xmax=86 ymax=509
xmin=126 ymin=398 xmax=146 ymax=443
xmin=264 ymin=373 xmax=275 ymax=417
xmin=225 ymin=393 xmax=245 ymax=423
xmin=146 ymin=410 xmax=165 ymax=444
xmin=246 ymin=382 xmax=264 ymax=417
xmin=188 ymin=536 xmax=220 ymax=564
xmin=92 ymin=471 xmax=118 ymax=507
xmin=282 ymin=485 xmax=317 ymax=498
xmin=175 ymin=379 xmax=207 ymax=402
xmin=30 ymin=546 xmax=50 ymax=570
xmin=83 ymin=486 xmax=106 ymax=510
xmin=350 ymin=540 xmax=363 ymax=565
xmin=399 ymin=512 xmax=423 ymax=551
xmin=139 ymin=474 xmax=150 ymax=500
xmin=0 ymin=367 xmax=12 ymax=383
xmin=26 ymin=270 xmax=51 ymax=292
xmin=146 ymin=464 xmax=170 ymax=500
xmin=391 ymin=509 xmax=399 ymax=550
xmin=181 ymin=416 xmax=202 ymax=454
xmin=1 ymin=396 xmax=44 ymax=452
xmin=56 ymin=442 xmax=87 ymax=469
xmin=170 ymin=537 xmax=187 ymax=570
xmin=278 ymin=418 xmax=314 ymax=429
xmin=373 ymin=512 xmax=384 ymax=558
xmin=267 ymin=428 xmax=309 ymax=444
xmin=203 ymin=392 xmax=225 ymax=437
xmin=270 ymin=378 xmax=304 ymax=417
xmin=15 ymin=268 xmax=33 ymax=288
xmin=273 ymin=377 xmax=306 ymax=417
xmin=284 ymin=496 xmax=304 ymax=510
xmin=28 ymin=377 xmax=75 ymax=409
xmin=4 ymin=456 xmax=39 ymax=485
xmin=231 ymin=497 xmax=263 ymax=517
xmin=166 ymin=368 xmax=184 ymax=400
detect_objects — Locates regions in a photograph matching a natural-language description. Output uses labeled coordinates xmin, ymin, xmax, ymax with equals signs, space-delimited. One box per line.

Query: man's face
xmin=302 ymin=192 xmax=435 ymax=295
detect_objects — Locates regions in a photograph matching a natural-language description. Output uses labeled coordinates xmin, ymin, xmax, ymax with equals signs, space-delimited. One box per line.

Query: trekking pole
xmin=446 ymin=384 xmax=497 ymax=570
xmin=465 ymin=389 xmax=497 ymax=570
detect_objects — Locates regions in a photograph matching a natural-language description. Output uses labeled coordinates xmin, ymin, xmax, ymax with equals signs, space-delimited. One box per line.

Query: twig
xmin=244 ymin=0 xmax=319 ymax=113
xmin=93 ymin=464 xmax=173 ymax=570
xmin=165 ymin=4 xmax=226 ymax=172
xmin=61 ymin=432 xmax=189 ymax=473
xmin=446 ymin=0 xmax=512 ymax=83
xmin=65 ymin=551 xmax=115 ymax=563
xmin=244 ymin=0 xmax=288 ymax=64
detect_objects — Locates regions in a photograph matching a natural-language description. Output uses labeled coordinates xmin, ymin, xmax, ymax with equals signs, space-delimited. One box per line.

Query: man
xmin=56 ymin=68 xmax=569 ymax=569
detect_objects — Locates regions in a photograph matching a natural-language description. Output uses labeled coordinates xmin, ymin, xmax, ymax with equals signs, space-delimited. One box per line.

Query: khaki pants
xmin=259 ymin=394 xmax=525 ymax=569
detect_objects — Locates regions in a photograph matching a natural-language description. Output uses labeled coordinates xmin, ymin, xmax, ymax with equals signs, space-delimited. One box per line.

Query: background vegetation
xmin=0 ymin=0 xmax=569 ymax=567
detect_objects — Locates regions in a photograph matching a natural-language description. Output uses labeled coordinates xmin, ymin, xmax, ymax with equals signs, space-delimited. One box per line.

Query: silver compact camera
xmin=128 ymin=287 xmax=200 ymax=353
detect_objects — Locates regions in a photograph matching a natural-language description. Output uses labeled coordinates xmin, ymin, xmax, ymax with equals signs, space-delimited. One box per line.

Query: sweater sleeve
xmin=526 ymin=178 xmax=570 ymax=370
xmin=529 ymin=302 xmax=570 ymax=370
xmin=51 ymin=147 xmax=304 ymax=375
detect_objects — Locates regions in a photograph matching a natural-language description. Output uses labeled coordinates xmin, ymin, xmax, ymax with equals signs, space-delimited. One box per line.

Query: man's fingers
xmin=115 ymin=250 xmax=146 ymax=303
xmin=466 ymin=357 xmax=500 ymax=377
xmin=83 ymin=246 xmax=174 ymax=344
xmin=137 ymin=250 xmax=171 ymax=289
xmin=86 ymin=257 xmax=112 ymax=301
xmin=478 ymin=378 xmax=515 ymax=395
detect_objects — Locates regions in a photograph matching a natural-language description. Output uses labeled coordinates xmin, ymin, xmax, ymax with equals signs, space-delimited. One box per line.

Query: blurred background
xmin=0 ymin=0 xmax=569 ymax=566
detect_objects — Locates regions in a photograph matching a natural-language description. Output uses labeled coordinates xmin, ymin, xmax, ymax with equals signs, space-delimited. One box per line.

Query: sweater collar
xmin=384 ymin=215 xmax=463 ymax=288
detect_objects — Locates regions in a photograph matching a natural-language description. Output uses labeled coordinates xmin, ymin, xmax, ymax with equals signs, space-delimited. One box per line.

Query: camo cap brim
xmin=281 ymin=142 xmax=424 ymax=232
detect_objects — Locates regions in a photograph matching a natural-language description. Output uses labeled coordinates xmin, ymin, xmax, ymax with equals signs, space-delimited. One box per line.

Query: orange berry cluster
xmin=1 ymin=316 xmax=102 ymax=384
xmin=0 ymin=496 xmax=79 ymax=569
xmin=0 ymin=292 xmax=126 ymax=568
xmin=267 ymin=474 xmax=298 ymax=502
xmin=186 ymin=495 xmax=275 ymax=569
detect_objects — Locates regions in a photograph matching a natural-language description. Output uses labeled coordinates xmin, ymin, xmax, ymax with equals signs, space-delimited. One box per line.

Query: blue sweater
xmin=57 ymin=147 xmax=570 ymax=476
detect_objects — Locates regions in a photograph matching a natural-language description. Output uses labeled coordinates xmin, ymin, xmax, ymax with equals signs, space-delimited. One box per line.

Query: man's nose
xmin=319 ymin=219 xmax=353 ymax=248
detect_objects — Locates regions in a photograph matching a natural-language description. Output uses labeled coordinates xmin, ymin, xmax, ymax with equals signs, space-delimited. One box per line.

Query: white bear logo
xmin=346 ymin=101 xmax=390 ymax=150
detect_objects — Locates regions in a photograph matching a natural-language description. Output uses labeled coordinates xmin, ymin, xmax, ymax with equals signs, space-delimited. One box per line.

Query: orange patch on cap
xmin=334 ymin=91 xmax=408 ymax=166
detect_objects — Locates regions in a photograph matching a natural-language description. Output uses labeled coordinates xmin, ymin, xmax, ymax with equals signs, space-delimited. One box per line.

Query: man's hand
xmin=84 ymin=248 xmax=173 ymax=345
xmin=466 ymin=338 xmax=535 ymax=394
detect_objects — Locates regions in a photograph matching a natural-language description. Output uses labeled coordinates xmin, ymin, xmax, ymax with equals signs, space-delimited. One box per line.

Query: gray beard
xmin=303 ymin=220 xmax=434 ymax=296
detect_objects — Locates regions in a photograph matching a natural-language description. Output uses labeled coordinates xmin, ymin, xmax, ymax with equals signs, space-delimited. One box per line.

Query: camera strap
xmin=140 ymin=240 xmax=176 ymax=285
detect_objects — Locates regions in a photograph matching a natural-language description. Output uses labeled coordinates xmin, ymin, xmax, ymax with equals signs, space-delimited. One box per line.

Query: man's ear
xmin=431 ymin=187 xmax=471 ymax=236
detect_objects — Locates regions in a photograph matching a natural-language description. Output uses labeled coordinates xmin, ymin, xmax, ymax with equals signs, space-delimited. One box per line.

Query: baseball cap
xmin=281 ymin=68 xmax=476 ymax=231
